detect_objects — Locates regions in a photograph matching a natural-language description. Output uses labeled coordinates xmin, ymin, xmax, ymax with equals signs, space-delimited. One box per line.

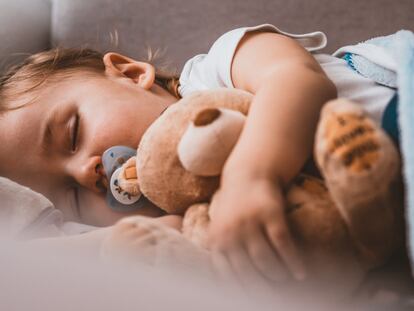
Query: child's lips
xmin=95 ymin=163 xmax=109 ymax=193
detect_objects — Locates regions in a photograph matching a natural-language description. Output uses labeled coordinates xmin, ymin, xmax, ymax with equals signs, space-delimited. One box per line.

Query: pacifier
xmin=102 ymin=146 xmax=148 ymax=212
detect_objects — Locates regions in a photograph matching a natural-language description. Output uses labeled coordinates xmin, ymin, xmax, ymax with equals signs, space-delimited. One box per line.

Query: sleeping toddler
xmin=0 ymin=24 xmax=401 ymax=284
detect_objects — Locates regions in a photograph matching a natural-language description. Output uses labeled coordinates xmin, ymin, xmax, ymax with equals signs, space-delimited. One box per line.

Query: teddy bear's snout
xmin=178 ymin=108 xmax=246 ymax=176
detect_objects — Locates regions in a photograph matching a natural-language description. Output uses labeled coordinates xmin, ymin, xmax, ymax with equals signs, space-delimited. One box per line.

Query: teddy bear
xmin=110 ymin=88 xmax=405 ymax=292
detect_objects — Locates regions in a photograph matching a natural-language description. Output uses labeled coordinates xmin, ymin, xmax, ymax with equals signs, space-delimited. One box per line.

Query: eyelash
xmin=70 ymin=114 xmax=80 ymax=152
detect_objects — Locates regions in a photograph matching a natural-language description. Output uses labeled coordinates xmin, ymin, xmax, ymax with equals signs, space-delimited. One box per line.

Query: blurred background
xmin=0 ymin=0 xmax=413 ymax=73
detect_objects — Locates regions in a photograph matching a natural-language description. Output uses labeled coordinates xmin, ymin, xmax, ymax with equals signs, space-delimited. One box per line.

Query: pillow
xmin=0 ymin=177 xmax=63 ymax=239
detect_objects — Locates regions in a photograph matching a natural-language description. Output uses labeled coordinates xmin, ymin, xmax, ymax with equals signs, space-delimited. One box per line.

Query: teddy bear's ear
xmin=177 ymin=107 xmax=246 ymax=176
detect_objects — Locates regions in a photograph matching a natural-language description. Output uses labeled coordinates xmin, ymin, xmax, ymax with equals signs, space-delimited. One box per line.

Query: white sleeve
xmin=178 ymin=24 xmax=327 ymax=97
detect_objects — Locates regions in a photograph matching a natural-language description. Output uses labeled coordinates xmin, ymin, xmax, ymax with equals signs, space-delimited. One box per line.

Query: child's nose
xmin=76 ymin=156 xmax=108 ymax=193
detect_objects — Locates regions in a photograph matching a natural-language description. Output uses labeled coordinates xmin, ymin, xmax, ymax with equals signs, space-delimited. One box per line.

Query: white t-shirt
xmin=178 ymin=24 xmax=396 ymax=125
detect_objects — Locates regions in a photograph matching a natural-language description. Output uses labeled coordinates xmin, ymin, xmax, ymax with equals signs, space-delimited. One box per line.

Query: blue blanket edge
xmin=396 ymin=30 xmax=414 ymax=273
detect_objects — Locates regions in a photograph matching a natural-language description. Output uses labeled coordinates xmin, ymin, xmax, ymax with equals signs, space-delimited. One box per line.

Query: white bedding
xmin=0 ymin=177 xmax=59 ymax=237
xmin=0 ymin=177 xmax=96 ymax=239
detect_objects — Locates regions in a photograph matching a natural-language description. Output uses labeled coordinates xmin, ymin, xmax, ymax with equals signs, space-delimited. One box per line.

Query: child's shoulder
xmin=212 ymin=24 xmax=326 ymax=52
xmin=178 ymin=24 xmax=327 ymax=97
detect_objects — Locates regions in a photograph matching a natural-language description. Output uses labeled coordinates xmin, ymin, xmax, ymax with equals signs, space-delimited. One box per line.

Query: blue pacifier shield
xmin=102 ymin=146 xmax=148 ymax=212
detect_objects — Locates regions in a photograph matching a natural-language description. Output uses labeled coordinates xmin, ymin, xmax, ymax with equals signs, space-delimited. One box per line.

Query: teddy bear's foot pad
xmin=315 ymin=98 xmax=400 ymax=200
xmin=314 ymin=98 xmax=403 ymax=266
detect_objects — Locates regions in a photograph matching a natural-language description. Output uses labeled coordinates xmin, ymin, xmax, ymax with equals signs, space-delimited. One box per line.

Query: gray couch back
xmin=1 ymin=0 xmax=414 ymax=72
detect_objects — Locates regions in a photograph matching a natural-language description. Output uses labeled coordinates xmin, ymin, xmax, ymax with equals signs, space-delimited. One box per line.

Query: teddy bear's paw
xmin=182 ymin=203 xmax=210 ymax=248
xmin=100 ymin=216 xmax=192 ymax=267
xmin=314 ymin=98 xmax=403 ymax=266
xmin=315 ymin=98 xmax=400 ymax=195
xmin=100 ymin=218 xmax=158 ymax=266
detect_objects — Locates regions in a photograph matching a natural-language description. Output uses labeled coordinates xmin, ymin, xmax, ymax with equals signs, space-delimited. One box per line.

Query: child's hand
xmin=100 ymin=215 xmax=182 ymax=265
xmin=207 ymin=174 xmax=306 ymax=285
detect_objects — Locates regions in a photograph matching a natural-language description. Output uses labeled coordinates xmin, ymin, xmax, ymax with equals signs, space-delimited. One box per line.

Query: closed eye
xmin=69 ymin=114 xmax=80 ymax=152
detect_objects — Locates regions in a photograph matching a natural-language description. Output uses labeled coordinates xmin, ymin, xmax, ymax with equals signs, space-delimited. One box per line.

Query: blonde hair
xmin=0 ymin=47 xmax=181 ymax=113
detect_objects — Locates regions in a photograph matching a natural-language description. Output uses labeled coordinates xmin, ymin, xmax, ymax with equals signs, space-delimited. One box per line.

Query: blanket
xmin=334 ymin=30 xmax=414 ymax=272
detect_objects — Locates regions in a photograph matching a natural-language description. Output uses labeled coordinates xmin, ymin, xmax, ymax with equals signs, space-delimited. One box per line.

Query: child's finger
xmin=226 ymin=242 xmax=273 ymax=290
xmin=245 ymin=226 xmax=289 ymax=283
xmin=265 ymin=219 xmax=306 ymax=281
xmin=210 ymin=250 xmax=240 ymax=286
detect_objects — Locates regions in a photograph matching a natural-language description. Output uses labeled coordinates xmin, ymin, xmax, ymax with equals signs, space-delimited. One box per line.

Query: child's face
xmin=0 ymin=55 xmax=178 ymax=226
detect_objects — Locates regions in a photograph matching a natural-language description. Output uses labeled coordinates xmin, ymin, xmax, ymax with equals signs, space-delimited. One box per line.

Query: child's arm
xmin=207 ymin=32 xmax=337 ymax=282
xmin=21 ymin=226 xmax=113 ymax=259
xmin=21 ymin=215 xmax=182 ymax=259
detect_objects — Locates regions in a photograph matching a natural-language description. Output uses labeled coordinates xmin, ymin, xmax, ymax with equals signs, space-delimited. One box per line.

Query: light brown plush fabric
xmin=137 ymin=89 xmax=252 ymax=214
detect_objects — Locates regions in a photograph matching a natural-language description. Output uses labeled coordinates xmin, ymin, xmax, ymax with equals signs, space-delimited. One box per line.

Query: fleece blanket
xmin=334 ymin=30 xmax=414 ymax=271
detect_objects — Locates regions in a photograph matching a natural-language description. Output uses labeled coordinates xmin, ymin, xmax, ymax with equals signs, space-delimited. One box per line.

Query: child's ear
xmin=103 ymin=52 xmax=155 ymax=90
